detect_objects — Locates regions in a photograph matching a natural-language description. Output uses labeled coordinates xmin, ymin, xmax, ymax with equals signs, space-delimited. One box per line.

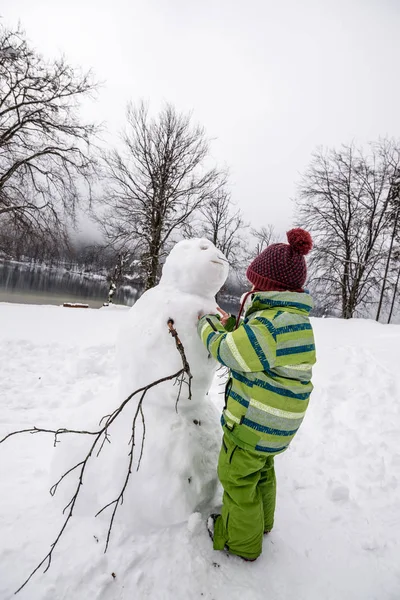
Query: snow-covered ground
xmin=1 ymin=302 xmax=399 ymax=600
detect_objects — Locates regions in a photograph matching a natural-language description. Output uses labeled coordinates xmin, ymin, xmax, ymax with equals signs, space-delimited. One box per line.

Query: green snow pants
xmin=213 ymin=434 xmax=276 ymax=560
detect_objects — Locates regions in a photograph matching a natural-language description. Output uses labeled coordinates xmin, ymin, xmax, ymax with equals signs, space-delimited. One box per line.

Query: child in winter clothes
xmin=197 ymin=228 xmax=316 ymax=561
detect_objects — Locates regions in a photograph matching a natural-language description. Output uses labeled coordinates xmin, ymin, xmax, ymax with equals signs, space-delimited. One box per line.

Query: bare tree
xmin=297 ymin=141 xmax=400 ymax=319
xmin=376 ymin=169 xmax=400 ymax=320
xmin=0 ymin=217 xmax=69 ymax=262
xmin=0 ymin=24 xmax=97 ymax=246
xmin=99 ymin=102 xmax=223 ymax=290
xmin=250 ymin=224 xmax=278 ymax=255
xmin=198 ymin=186 xmax=247 ymax=267
xmin=105 ymin=250 xmax=133 ymax=304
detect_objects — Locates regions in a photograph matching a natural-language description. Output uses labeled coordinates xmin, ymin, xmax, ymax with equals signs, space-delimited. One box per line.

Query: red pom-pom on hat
xmin=286 ymin=228 xmax=313 ymax=256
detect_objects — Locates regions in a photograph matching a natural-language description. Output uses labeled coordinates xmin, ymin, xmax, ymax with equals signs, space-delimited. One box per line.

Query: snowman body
xmin=116 ymin=239 xmax=229 ymax=528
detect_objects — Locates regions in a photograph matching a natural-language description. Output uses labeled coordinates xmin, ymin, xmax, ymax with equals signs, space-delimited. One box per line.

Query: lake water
xmin=0 ymin=260 xmax=138 ymax=308
xmin=0 ymin=260 xmax=239 ymax=313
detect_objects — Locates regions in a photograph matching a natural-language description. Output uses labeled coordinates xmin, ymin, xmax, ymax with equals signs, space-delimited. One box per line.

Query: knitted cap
xmin=246 ymin=228 xmax=313 ymax=292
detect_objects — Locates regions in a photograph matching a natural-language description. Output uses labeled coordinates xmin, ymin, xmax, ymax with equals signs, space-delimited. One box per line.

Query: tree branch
xmin=1 ymin=320 xmax=192 ymax=594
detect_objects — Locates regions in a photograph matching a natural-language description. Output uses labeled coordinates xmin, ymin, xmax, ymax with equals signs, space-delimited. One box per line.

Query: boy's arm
xmin=197 ymin=314 xmax=276 ymax=373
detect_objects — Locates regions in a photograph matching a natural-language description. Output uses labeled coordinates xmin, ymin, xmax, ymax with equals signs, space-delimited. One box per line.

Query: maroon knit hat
xmin=246 ymin=228 xmax=313 ymax=292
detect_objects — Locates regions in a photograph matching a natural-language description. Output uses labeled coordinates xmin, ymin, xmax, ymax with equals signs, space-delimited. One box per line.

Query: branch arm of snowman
xmin=0 ymin=319 xmax=192 ymax=595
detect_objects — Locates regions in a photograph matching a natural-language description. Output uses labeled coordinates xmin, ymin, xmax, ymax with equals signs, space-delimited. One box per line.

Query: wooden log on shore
xmin=63 ymin=303 xmax=89 ymax=309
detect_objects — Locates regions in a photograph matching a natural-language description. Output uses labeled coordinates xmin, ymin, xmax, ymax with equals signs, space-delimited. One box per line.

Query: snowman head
xmin=160 ymin=238 xmax=229 ymax=297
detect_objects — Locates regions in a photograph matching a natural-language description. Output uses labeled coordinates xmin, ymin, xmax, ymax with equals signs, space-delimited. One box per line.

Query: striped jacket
xmin=198 ymin=291 xmax=316 ymax=456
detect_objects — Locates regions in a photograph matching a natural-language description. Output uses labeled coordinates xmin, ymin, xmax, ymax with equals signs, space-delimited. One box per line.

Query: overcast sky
xmin=4 ymin=0 xmax=400 ymax=236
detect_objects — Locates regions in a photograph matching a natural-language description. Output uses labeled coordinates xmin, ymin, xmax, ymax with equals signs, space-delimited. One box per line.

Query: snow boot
xmin=207 ymin=514 xmax=220 ymax=542
xmin=207 ymin=514 xmax=258 ymax=562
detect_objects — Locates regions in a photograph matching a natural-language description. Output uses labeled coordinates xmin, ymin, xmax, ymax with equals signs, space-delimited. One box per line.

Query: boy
xmin=197 ymin=228 xmax=316 ymax=561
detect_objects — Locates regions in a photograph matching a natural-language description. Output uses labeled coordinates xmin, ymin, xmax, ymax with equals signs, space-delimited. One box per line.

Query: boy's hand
xmin=198 ymin=308 xmax=230 ymax=326
xmin=217 ymin=306 xmax=231 ymax=326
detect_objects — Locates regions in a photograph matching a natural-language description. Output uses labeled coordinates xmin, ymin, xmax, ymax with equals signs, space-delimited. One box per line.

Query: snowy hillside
xmin=1 ymin=303 xmax=399 ymax=600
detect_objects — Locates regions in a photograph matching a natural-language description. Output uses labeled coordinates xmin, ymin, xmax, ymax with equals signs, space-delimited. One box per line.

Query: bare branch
xmin=2 ymin=320 xmax=192 ymax=594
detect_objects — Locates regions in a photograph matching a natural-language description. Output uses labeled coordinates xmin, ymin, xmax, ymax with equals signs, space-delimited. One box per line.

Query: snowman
xmin=115 ymin=238 xmax=229 ymax=530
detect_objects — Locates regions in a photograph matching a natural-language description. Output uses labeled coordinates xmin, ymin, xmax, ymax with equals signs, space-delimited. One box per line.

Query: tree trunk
xmin=376 ymin=204 xmax=400 ymax=321
xmin=345 ymin=276 xmax=362 ymax=319
xmin=388 ymin=267 xmax=400 ymax=324
xmin=145 ymin=238 xmax=161 ymax=291
xmin=343 ymin=302 xmax=354 ymax=319
xmin=107 ymin=253 xmax=123 ymax=303
xmin=146 ymin=254 xmax=159 ymax=290
xmin=341 ymin=261 xmax=351 ymax=318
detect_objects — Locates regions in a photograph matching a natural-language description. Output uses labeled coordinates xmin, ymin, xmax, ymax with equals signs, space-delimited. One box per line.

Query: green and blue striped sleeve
xmin=197 ymin=314 xmax=276 ymax=373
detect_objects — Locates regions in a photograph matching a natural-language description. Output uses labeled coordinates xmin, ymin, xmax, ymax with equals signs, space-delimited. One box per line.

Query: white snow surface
xmin=1 ymin=301 xmax=400 ymax=599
